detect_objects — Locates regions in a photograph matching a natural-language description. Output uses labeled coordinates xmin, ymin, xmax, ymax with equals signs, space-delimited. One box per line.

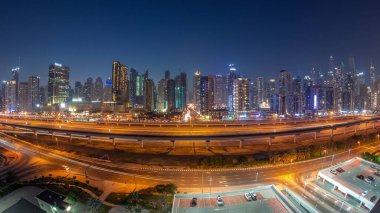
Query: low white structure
xmin=318 ymin=157 xmax=379 ymax=210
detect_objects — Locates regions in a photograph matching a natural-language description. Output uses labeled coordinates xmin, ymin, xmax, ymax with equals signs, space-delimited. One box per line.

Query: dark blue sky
xmin=1 ymin=0 xmax=380 ymax=85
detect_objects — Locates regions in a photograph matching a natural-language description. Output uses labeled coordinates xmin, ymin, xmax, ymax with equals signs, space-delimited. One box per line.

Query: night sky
xmin=1 ymin=0 xmax=380 ymax=85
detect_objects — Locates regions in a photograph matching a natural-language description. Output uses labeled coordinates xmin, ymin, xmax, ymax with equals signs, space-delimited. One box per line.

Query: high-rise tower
xmin=111 ymin=61 xmax=128 ymax=104
xmin=48 ymin=63 xmax=70 ymax=105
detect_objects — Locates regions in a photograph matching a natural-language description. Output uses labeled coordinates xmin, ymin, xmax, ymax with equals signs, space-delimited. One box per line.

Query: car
xmin=371 ymin=165 xmax=380 ymax=170
xmin=371 ymin=196 xmax=377 ymax=202
xmin=217 ymin=195 xmax=224 ymax=206
xmin=365 ymin=177 xmax=373 ymax=183
xmin=190 ymin=198 xmax=197 ymax=207
xmin=330 ymin=170 xmax=338 ymax=175
xmin=336 ymin=167 xmax=345 ymax=173
xmin=361 ymin=190 xmax=369 ymax=196
xmin=375 ymin=170 xmax=380 ymax=176
xmin=368 ymin=176 xmax=375 ymax=181
xmin=249 ymin=192 xmax=257 ymax=201
xmin=357 ymin=174 xmax=365 ymax=180
xmin=244 ymin=193 xmax=252 ymax=201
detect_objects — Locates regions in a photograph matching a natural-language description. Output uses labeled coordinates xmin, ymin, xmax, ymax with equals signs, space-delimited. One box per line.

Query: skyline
xmin=1 ymin=0 xmax=380 ymax=84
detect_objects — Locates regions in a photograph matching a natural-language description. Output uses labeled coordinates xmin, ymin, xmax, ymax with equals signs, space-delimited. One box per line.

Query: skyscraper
xmin=193 ymin=70 xmax=201 ymax=111
xmin=207 ymin=75 xmax=215 ymax=111
xmin=28 ymin=75 xmax=40 ymax=111
xmin=256 ymin=77 xmax=265 ymax=107
xmin=166 ymin=79 xmax=175 ymax=112
xmin=347 ymin=54 xmax=356 ymax=75
xmin=94 ymin=77 xmax=104 ymax=101
xmin=213 ymin=74 xmax=227 ymax=109
xmin=292 ymin=76 xmax=303 ymax=114
xmin=278 ymin=70 xmax=292 ymax=115
xmin=266 ymin=78 xmax=276 ymax=108
xmin=144 ymin=79 xmax=155 ymax=111
xmin=111 ymin=61 xmax=128 ymax=104
xmin=227 ymin=64 xmax=238 ymax=111
xmin=174 ymin=72 xmax=187 ymax=111
xmin=157 ymin=79 xmax=167 ymax=111
xmin=129 ymin=68 xmax=138 ymax=105
xmin=199 ymin=76 xmax=210 ymax=115
xmin=233 ymin=78 xmax=250 ymax=113
xmin=74 ymin=81 xmax=83 ymax=99
xmin=19 ymin=82 xmax=29 ymax=112
xmin=48 ymin=63 xmax=70 ymax=105
xmin=135 ymin=70 xmax=148 ymax=106
xmin=4 ymin=80 xmax=17 ymax=112
xmin=11 ymin=67 xmax=20 ymax=110
xmin=326 ymin=56 xmax=335 ymax=86
xmin=370 ymin=59 xmax=376 ymax=89
xmin=103 ymin=77 xmax=113 ymax=102
xmin=165 ymin=70 xmax=170 ymax=80
xmin=83 ymin=77 xmax=94 ymax=101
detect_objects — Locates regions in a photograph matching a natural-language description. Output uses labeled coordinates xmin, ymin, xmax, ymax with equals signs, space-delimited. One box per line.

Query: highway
xmin=0 ymin=116 xmax=378 ymax=141
xmin=0 ymin=129 xmax=378 ymax=191
xmin=0 ymin=116 xmax=379 ymax=212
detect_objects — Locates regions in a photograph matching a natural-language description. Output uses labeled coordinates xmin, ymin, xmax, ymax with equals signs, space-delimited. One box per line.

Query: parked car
xmin=357 ymin=174 xmax=365 ymax=180
xmin=371 ymin=165 xmax=380 ymax=170
xmin=371 ymin=196 xmax=377 ymax=202
xmin=217 ymin=195 xmax=224 ymax=206
xmin=361 ymin=190 xmax=368 ymax=196
xmin=375 ymin=170 xmax=380 ymax=175
xmin=336 ymin=167 xmax=345 ymax=173
xmin=249 ymin=192 xmax=257 ymax=201
xmin=330 ymin=170 xmax=338 ymax=175
xmin=244 ymin=193 xmax=252 ymax=201
xmin=365 ymin=177 xmax=373 ymax=183
xmin=190 ymin=198 xmax=197 ymax=207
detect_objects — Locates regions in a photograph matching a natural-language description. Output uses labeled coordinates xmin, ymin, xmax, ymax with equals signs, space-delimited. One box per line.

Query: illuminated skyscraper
xmin=213 ymin=74 xmax=227 ymax=109
xmin=11 ymin=67 xmax=20 ymax=109
xmin=370 ymin=59 xmax=376 ymax=89
xmin=233 ymin=78 xmax=250 ymax=112
xmin=193 ymin=70 xmax=201 ymax=111
xmin=199 ymin=76 xmax=211 ymax=115
xmin=256 ymin=77 xmax=264 ymax=107
xmin=111 ymin=61 xmax=128 ymax=104
xmin=4 ymin=80 xmax=17 ymax=112
xmin=266 ymin=78 xmax=276 ymax=107
xmin=19 ymin=82 xmax=28 ymax=111
xmin=48 ymin=63 xmax=70 ymax=105
xmin=227 ymin=64 xmax=238 ymax=111
xmin=129 ymin=68 xmax=138 ymax=105
xmin=292 ymin=76 xmax=303 ymax=114
xmin=175 ymin=72 xmax=187 ymax=111
xmin=326 ymin=56 xmax=335 ymax=86
xmin=278 ymin=70 xmax=292 ymax=115
xmin=28 ymin=75 xmax=40 ymax=111
xmin=157 ymin=79 xmax=167 ymax=111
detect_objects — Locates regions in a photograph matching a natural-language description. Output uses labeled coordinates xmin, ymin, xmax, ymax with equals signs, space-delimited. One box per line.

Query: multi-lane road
xmin=0 ymin=116 xmax=379 ymax=212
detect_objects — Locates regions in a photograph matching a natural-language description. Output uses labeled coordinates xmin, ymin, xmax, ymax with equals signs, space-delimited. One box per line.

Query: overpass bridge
xmin=0 ymin=116 xmax=379 ymax=149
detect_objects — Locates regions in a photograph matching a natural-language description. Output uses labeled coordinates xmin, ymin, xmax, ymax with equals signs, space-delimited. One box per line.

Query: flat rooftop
xmin=172 ymin=185 xmax=299 ymax=213
xmin=318 ymin=157 xmax=380 ymax=210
